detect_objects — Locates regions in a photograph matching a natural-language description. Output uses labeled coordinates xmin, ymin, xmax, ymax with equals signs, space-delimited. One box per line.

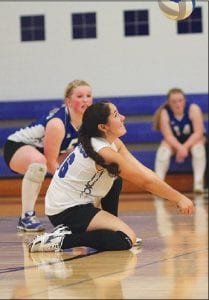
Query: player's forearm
xmin=143 ymin=174 xmax=186 ymax=204
xmin=123 ymin=164 xmax=184 ymax=204
xmin=164 ymin=135 xmax=182 ymax=151
xmin=183 ymin=132 xmax=204 ymax=150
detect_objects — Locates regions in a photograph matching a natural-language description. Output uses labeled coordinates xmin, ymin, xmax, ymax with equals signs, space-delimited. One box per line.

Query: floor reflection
xmin=0 ymin=192 xmax=207 ymax=300
xmin=11 ymin=243 xmax=141 ymax=299
xmin=151 ymin=194 xmax=208 ymax=299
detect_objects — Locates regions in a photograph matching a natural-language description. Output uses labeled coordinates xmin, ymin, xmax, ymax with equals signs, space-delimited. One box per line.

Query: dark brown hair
xmin=79 ymin=101 xmax=119 ymax=176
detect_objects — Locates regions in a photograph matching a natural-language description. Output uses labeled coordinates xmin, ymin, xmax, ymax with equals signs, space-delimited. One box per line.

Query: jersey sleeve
xmin=91 ymin=137 xmax=118 ymax=153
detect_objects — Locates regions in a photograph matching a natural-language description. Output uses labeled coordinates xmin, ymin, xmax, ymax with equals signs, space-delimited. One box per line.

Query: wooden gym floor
xmin=0 ymin=191 xmax=208 ymax=299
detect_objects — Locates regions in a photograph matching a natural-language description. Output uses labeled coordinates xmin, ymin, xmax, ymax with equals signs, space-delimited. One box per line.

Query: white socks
xmin=191 ymin=144 xmax=206 ymax=192
xmin=155 ymin=143 xmax=206 ymax=193
xmin=154 ymin=146 xmax=172 ymax=180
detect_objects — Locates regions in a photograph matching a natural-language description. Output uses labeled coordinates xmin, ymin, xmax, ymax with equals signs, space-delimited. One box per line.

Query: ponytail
xmin=79 ymin=101 xmax=120 ymax=176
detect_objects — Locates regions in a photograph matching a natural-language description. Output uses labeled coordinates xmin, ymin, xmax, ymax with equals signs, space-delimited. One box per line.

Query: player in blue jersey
xmin=3 ymin=80 xmax=122 ymax=232
xmin=27 ymin=101 xmax=193 ymax=253
xmin=153 ymin=88 xmax=206 ymax=193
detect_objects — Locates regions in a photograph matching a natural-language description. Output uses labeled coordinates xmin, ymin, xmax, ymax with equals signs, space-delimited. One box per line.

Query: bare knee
xmin=10 ymin=146 xmax=47 ymax=173
xmin=87 ymin=210 xmax=137 ymax=245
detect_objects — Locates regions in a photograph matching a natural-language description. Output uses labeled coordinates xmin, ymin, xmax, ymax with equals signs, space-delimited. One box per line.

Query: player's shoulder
xmin=188 ymin=102 xmax=202 ymax=113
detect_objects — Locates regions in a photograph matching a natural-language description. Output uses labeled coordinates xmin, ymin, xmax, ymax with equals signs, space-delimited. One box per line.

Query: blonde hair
xmin=153 ymin=88 xmax=185 ymax=131
xmin=64 ymin=80 xmax=91 ymax=98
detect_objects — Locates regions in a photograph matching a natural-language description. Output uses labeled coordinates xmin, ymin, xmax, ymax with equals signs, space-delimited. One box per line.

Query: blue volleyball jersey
xmin=8 ymin=105 xmax=78 ymax=152
xmin=165 ymin=103 xmax=193 ymax=143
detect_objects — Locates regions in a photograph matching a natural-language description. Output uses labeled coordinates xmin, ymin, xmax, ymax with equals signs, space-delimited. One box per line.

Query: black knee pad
xmin=94 ymin=230 xmax=132 ymax=251
xmin=62 ymin=229 xmax=133 ymax=251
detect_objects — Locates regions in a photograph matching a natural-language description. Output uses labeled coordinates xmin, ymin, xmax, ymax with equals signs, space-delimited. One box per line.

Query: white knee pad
xmin=191 ymin=144 xmax=206 ymax=159
xmin=155 ymin=146 xmax=172 ymax=162
xmin=25 ymin=163 xmax=47 ymax=183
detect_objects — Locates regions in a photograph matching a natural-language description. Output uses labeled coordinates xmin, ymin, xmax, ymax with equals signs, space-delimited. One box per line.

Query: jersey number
xmin=58 ymin=153 xmax=75 ymax=178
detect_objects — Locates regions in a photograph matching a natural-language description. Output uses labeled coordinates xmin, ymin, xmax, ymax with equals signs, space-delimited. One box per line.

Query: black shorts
xmin=48 ymin=203 xmax=101 ymax=233
xmin=3 ymin=140 xmax=44 ymax=168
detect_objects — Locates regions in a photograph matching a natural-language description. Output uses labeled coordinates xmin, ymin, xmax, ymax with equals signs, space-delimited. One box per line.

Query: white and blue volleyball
xmin=158 ymin=0 xmax=196 ymax=21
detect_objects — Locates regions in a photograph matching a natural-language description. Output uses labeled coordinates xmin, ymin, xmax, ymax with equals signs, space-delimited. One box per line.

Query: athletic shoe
xmin=130 ymin=237 xmax=143 ymax=254
xmin=133 ymin=237 xmax=143 ymax=247
xmin=51 ymin=224 xmax=71 ymax=234
xmin=17 ymin=211 xmax=45 ymax=232
xmin=28 ymin=225 xmax=72 ymax=253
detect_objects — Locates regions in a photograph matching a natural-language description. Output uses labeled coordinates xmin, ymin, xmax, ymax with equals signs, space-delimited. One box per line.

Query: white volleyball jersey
xmin=45 ymin=137 xmax=118 ymax=216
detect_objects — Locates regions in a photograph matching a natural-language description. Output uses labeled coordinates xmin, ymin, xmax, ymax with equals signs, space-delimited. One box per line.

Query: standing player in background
xmin=153 ymin=88 xmax=206 ymax=193
xmin=3 ymin=80 xmax=122 ymax=232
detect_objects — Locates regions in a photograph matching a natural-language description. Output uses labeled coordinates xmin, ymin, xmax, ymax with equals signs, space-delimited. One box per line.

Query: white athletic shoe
xmin=28 ymin=224 xmax=72 ymax=253
xmin=130 ymin=237 xmax=143 ymax=254
xmin=51 ymin=224 xmax=72 ymax=235
xmin=133 ymin=237 xmax=143 ymax=247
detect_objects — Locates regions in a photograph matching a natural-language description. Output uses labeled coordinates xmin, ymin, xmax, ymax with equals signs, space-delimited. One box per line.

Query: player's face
xmin=67 ymin=85 xmax=93 ymax=114
xmin=168 ymin=92 xmax=186 ymax=115
xmin=100 ymin=104 xmax=126 ymax=140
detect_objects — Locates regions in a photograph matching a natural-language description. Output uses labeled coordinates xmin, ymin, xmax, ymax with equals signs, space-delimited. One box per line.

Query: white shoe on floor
xmin=27 ymin=224 xmax=72 ymax=253
xmin=133 ymin=237 xmax=143 ymax=247
xmin=130 ymin=237 xmax=143 ymax=254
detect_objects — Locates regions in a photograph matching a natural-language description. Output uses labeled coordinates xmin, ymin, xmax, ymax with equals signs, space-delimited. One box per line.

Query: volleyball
xmin=158 ymin=0 xmax=196 ymax=21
